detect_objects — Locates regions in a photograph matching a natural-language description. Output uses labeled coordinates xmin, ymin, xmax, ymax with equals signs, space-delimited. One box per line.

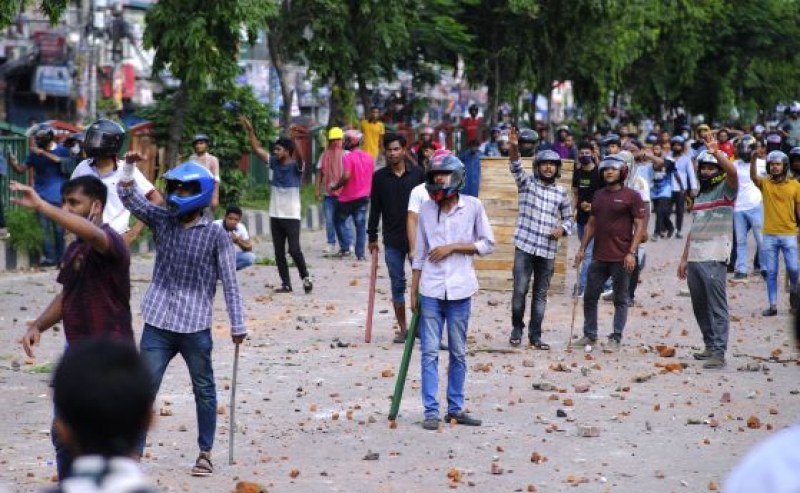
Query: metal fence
xmin=0 ymin=130 xmax=31 ymax=214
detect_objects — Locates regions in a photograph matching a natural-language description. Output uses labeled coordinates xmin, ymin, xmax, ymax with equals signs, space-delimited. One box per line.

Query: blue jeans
xmin=733 ymin=205 xmax=764 ymax=275
xmin=236 ymin=251 xmax=255 ymax=271
xmin=419 ymin=295 xmax=471 ymax=419
xmin=139 ymin=325 xmax=217 ymax=453
xmin=323 ymin=195 xmax=352 ymax=249
xmin=576 ymin=223 xmax=594 ymax=293
xmin=762 ymin=234 xmax=799 ymax=306
xmin=38 ymin=207 xmax=65 ymax=264
xmin=335 ymin=197 xmax=368 ymax=259
xmin=384 ymin=245 xmax=409 ymax=304
xmin=511 ymin=248 xmax=554 ymax=341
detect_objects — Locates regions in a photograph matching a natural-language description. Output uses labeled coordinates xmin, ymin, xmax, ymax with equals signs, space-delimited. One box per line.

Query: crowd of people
xmin=7 ymin=101 xmax=800 ymax=490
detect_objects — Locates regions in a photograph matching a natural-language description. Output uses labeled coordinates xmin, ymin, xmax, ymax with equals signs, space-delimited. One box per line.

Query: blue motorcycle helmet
xmin=163 ymin=161 xmax=216 ymax=216
xmin=425 ymin=153 xmax=465 ymax=202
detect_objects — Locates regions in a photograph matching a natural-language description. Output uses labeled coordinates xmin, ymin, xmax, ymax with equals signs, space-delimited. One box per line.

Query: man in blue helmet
xmin=410 ymin=153 xmax=495 ymax=431
xmin=508 ymin=128 xmax=573 ymax=349
xmin=118 ymin=154 xmax=245 ymax=477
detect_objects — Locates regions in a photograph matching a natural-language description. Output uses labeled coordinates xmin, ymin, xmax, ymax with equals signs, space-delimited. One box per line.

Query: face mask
xmin=71 ymin=144 xmax=80 ymax=155
xmin=578 ymin=155 xmax=593 ymax=165
xmin=681 ymin=132 xmax=689 ymax=139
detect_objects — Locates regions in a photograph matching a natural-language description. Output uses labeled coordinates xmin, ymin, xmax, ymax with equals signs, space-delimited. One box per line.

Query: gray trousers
xmin=687 ymin=261 xmax=729 ymax=355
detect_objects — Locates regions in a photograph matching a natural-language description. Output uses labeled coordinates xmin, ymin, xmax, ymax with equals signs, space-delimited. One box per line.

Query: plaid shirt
xmin=510 ymin=159 xmax=573 ymax=259
xmin=119 ymin=185 xmax=246 ymax=335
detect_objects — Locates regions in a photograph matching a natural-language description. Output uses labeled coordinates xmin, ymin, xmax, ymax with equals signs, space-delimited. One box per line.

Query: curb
xmin=0 ymin=205 xmax=324 ymax=271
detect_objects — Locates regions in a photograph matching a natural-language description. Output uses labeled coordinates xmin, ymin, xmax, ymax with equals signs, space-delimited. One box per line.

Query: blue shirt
xmin=25 ymin=144 xmax=70 ymax=204
xmin=118 ymin=184 xmax=246 ymax=335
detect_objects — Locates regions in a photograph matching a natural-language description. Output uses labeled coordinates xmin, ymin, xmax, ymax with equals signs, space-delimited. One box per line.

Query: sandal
xmin=191 ymin=451 xmax=213 ymax=477
xmin=530 ymin=339 xmax=551 ymax=350
xmin=509 ymin=328 xmax=523 ymax=347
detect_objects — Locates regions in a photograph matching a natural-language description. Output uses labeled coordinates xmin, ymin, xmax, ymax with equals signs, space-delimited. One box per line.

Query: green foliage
xmin=219 ymin=168 xmax=247 ymax=209
xmin=0 ymin=0 xmax=68 ymax=28
xmin=6 ymin=209 xmax=43 ymax=257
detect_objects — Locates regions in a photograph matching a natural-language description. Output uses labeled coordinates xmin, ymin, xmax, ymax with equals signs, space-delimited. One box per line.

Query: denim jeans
xmin=38 ymin=207 xmax=65 ymax=264
xmin=335 ymin=197 xmax=368 ymax=259
xmin=323 ymin=195 xmax=352 ymax=249
xmin=687 ymin=261 xmax=729 ymax=355
xmin=762 ymin=234 xmax=799 ymax=306
xmin=733 ymin=205 xmax=764 ymax=275
xmin=576 ymin=222 xmax=593 ymax=293
xmin=582 ymin=260 xmax=630 ymax=341
xmin=511 ymin=248 xmax=555 ymax=341
xmin=384 ymin=245 xmax=409 ymax=304
xmin=236 ymin=251 xmax=255 ymax=271
xmin=139 ymin=325 xmax=217 ymax=453
xmin=52 ymin=406 xmax=72 ymax=480
xmin=419 ymin=295 xmax=471 ymax=419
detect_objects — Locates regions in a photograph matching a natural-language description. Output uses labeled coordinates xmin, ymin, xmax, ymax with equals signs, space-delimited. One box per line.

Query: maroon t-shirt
xmin=57 ymin=225 xmax=133 ymax=345
xmin=590 ymin=187 xmax=645 ymax=262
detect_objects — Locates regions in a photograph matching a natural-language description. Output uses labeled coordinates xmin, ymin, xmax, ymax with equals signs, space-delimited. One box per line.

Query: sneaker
xmin=422 ymin=417 xmax=440 ymax=430
xmin=323 ymin=244 xmax=336 ymax=257
xmin=702 ymin=355 xmax=726 ymax=369
xmin=693 ymin=348 xmax=713 ymax=360
xmin=762 ymin=305 xmax=778 ymax=317
xmin=733 ymin=272 xmax=748 ymax=280
xmin=443 ymin=412 xmax=482 ymax=426
xmin=303 ymin=277 xmax=313 ymax=294
xmin=604 ymin=338 xmax=622 ymax=352
xmin=601 ymin=289 xmax=614 ymax=301
xmin=336 ymin=250 xmax=352 ymax=258
xmin=274 ymin=285 xmax=293 ymax=293
xmin=674 ymin=232 xmax=683 ymax=239
xmin=570 ymin=336 xmax=597 ymax=347
xmin=393 ymin=331 xmax=408 ymax=344
xmin=191 ymin=451 xmax=213 ymax=476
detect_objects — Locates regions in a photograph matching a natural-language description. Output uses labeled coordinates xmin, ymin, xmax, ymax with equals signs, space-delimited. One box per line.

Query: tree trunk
xmin=356 ymin=70 xmax=371 ymax=117
xmin=267 ymin=30 xmax=293 ymax=130
xmin=164 ymin=82 xmax=188 ymax=171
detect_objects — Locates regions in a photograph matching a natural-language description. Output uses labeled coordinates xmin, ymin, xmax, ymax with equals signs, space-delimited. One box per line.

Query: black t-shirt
xmin=571 ymin=166 xmax=603 ymax=225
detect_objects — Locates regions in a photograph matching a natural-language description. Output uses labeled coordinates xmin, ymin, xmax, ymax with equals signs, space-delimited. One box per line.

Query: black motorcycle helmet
xmin=737 ymin=135 xmax=756 ymax=162
xmin=789 ymin=146 xmax=800 ymax=177
xmin=84 ymin=119 xmax=125 ymax=159
xmin=518 ymin=128 xmax=539 ymax=157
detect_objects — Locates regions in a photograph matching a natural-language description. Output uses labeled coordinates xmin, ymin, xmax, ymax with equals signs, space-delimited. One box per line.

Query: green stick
xmin=388 ymin=303 xmax=420 ymax=421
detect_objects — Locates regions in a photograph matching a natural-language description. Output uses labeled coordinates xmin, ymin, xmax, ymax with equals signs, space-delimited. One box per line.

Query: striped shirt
xmin=510 ymin=159 xmax=573 ymax=259
xmin=118 ymin=185 xmax=246 ymax=335
xmin=688 ymin=182 xmax=737 ymax=263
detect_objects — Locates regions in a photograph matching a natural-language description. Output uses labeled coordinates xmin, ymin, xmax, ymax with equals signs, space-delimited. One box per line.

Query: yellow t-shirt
xmin=360 ymin=119 xmax=384 ymax=160
xmin=757 ymin=178 xmax=800 ymax=235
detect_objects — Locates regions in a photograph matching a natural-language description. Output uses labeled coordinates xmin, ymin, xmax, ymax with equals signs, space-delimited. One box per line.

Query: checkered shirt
xmin=510 ymin=159 xmax=573 ymax=259
xmin=119 ymin=184 xmax=246 ymax=335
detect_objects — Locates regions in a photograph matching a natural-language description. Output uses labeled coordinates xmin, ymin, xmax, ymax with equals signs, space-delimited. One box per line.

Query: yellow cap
xmin=328 ymin=127 xmax=343 ymax=140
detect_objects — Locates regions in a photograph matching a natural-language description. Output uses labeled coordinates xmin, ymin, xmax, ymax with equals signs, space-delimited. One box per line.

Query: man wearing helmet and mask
xmin=508 ymin=128 xmax=573 ymax=349
xmin=409 ymin=153 xmax=494 ymax=431
xmin=119 ymin=155 xmax=245 ymax=477
xmin=330 ymin=129 xmax=374 ymax=260
xmin=677 ymin=138 xmax=738 ymax=369
xmin=573 ymin=154 xmax=646 ymax=352
xmin=71 ymin=119 xmax=162 ymax=245
xmin=750 ymin=149 xmax=800 ymax=317
xmin=517 ymin=128 xmax=539 ymax=158
xmin=730 ymin=135 xmax=766 ymax=280
xmin=572 ymin=142 xmax=603 ymax=296
xmin=8 ymin=123 xmax=71 ymax=266
xmin=668 ymin=135 xmax=698 ymax=239
xmin=188 ymin=133 xmax=220 ymax=210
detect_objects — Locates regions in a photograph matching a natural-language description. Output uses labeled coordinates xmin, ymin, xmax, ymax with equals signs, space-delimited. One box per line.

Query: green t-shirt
xmin=688 ymin=182 xmax=737 ymax=263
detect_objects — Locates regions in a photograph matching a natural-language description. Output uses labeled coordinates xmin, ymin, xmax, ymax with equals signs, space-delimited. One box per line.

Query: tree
xmin=142 ymin=0 xmax=274 ymax=168
xmin=1 ymin=0 xmax=69 ymax=28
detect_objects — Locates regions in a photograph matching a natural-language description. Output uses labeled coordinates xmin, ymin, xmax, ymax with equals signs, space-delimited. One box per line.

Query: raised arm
xmin=239 ymin=115 xmax=270 ymax=162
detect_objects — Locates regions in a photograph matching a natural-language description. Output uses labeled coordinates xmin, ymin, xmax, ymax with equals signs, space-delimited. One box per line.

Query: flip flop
xmin=509 ymin=328 xmax=523 ymax=347
xmin=530 ymin=340 xmax=551 ymax=350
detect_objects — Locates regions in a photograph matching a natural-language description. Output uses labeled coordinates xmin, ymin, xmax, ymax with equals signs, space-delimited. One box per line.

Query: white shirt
xmin=407 ymin=183 xmax=430 ymax=213
xmin=669 ymin=153 xmax=698 ymax=192
xmin=734 ymin=159 xmax=765 ymax=212
xmin=629 ymin=164 xmax=651 ymax=203
xmin=725 ymin=422 xmax=800 ymax=493
xmin=412 ymin=195 xmax=495 ymax=300
xmin=213 ymin=219 xmax=250 ymax=251
xmin=71 ymin=159 xmax=156 ymax=234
